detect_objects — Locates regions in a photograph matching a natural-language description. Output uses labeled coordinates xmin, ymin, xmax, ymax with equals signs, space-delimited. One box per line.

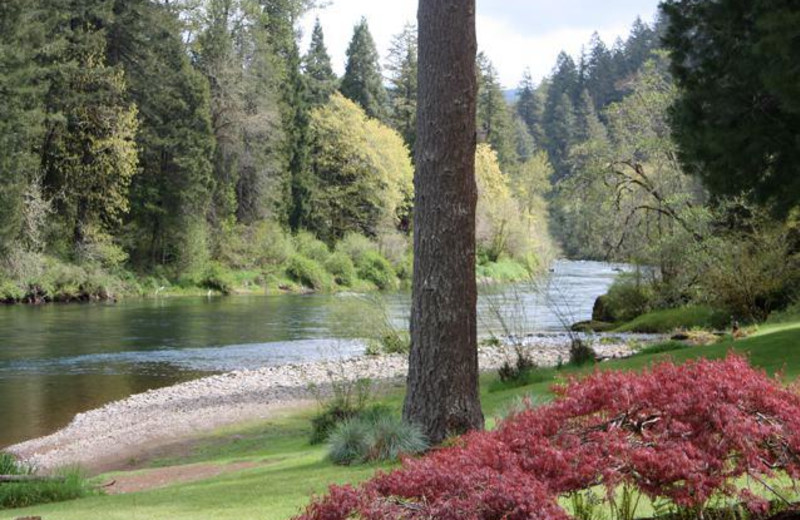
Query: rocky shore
xmin=8 ymin=333 xmax=658 ymax=473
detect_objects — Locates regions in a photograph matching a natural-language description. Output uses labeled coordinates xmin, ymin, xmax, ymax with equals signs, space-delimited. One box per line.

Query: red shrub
xmin=295 ymin=355 xmax=800 ymax=519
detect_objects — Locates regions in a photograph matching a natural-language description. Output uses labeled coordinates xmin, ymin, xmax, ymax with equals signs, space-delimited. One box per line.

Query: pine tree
xmin=385 ymin=23 xmax=418 ymax=155
xmin=476 ymin=53 xmax=517 ymax=171
xmin=662 ymin=0 xmax=800 ymax=215
xmin=585 ymin=32 xmax=618 ymax=110
xmin=542 ymin=52 xmax=580 ymax=179
xmin=515 ymin=69 xmax=543 ymax=146
xmin=0 ymin=1 xmax=49 ymax=253
xmin=304 ymin=18 xmax=337 ymax=106
xmin=261 ymin=0 xmax=314 ymax=230
xmin=41 ymin=0 xmax=139 ymax=251
xmin=108 ymin=0 xmax=215 ymax=270
xmin=340 ymin=17 xmax=387 ymax=121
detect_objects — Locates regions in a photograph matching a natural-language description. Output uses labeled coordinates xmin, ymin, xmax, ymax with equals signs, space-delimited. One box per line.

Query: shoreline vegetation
xmin=0 ymin=233 xmax=546 ymax=306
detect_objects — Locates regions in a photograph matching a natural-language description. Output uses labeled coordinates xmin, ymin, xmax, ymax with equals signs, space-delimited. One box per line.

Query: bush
xmin=295 ymin=355 xmax=800 ymax=520
xmin=327 ymin=410 xmax=428 ymax=466
xmin=604 ymin=271 xmax=655 ymax=322
xmin=355 ymin=250 xmax=396 ymax=290
xmin=199 ymin=262 xmax=235 ymax=295
xmin=286 ymin=254 xmax=331 ymax=291
xmin=310 ymin=402 xmax=362 ymax=445
xmin=293 ymin=231 xmax=331 ymax=264
xmin=568 ymin=338 xmax=597 ymax=366
xmin=476 ymin=257 xmax=530 ymax=282
xmin=615 ymin=305 xmax=729 ymax=333
xmin=324 ymin=252 xmax=357 ymax=287
xmin=336 ymin=233 xmax=378 ymax=267
xmin=497 ymin=346 xmax=537 ymax=383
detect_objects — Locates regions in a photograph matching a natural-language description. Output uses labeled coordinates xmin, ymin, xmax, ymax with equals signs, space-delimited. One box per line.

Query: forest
xmin=1 ymin=0 xmax=798 ymax=327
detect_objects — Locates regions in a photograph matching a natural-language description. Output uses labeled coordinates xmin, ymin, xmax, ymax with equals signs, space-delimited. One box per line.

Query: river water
xmin=0 ymin=259 xmax=625 ymax=447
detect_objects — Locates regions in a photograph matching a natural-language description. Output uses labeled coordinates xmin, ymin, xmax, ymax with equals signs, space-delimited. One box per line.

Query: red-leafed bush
xmin=295 ymin=355 xmax=800 ymax=519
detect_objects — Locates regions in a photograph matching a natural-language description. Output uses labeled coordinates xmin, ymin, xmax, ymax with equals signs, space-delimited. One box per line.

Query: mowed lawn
xmin=5 ymin=317 xmax=800 ymax=520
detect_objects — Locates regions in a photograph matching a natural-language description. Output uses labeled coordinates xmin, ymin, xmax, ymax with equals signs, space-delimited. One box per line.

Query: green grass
xmin=6 ymin=319 xmax=800 ymax=520
xmin=614 ymin=305 xmax=729 ymax=333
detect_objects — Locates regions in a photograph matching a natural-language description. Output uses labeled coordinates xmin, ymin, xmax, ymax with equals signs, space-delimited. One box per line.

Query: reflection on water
xmin=0 ymin=260 xmax=625 ymax=447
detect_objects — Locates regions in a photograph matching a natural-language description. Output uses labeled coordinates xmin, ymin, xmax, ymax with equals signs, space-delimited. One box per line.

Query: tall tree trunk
xmin=403 ymin=0 xmax=483 ymax=445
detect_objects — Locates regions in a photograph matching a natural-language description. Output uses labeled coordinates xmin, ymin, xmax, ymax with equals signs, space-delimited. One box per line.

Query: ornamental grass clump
xmin=295 ymin=355 xmax=800 ymax=520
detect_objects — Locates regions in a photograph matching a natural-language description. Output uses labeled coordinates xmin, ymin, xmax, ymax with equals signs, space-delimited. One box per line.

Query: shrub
xmin=355 ymin=250 xmax=396 ymax=290
xmin=199 ymin=262 xmax=235 ymax=295
xmin=286 ymin=254 xmax=331 ymax=291
xmin=293 ymin=231 xmax=331 ymax=264
xmin=328 ymin=411 xmax=428 ymax=466
xmin=310 ymin=402 xmax=362 ymax=445
xmin=324 ymin=252 xmax=357 ymax=287
xmin=296 ymin=355 xmax=800 ymax=520
xmin=337 ymin=233 xmax=378 ymax=267
xmin=497 ymin=345 xmax=537 ymax=383
xmin=568 ymin=338 xmax=597 ymax=366
xmin=604 ymin=272 xmax=655 ymax=322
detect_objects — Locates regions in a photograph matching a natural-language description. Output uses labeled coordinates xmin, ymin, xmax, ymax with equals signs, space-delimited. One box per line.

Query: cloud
xmin=299 ymin=0 xmax=660 ymax=87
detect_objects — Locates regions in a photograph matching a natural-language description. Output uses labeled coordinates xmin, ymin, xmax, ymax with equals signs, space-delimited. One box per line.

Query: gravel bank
xmin=8 ymin=333 xmax=658 ymax=472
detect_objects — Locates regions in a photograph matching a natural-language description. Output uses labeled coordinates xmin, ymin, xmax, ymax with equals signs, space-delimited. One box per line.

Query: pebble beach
xmin=8 ymin=333 xmax=659 ymax=472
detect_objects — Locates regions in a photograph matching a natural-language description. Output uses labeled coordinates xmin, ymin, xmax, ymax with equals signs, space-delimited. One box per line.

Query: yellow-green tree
xmin=307 ymin=93 xmax=412 ymax=244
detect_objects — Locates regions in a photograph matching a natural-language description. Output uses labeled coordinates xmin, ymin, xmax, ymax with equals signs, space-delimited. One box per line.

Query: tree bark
xmin=403 ymin=0 xmax=483 ymax=445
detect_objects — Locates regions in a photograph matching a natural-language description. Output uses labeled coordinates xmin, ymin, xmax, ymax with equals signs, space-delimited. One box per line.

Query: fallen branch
xmin=0 ymin=474 xmax=66 ymax=483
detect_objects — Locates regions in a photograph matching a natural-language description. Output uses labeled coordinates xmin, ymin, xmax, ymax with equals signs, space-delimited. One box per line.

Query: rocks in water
xmin=571 ymin=320 xmax=615 ymax=333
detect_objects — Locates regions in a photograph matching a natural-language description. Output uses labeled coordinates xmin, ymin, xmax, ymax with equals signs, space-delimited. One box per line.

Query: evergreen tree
xmin=584 ymin=32 xmax=619 ymax=110
xmin=340 ymin=17 xmax=387 ymax=121
xmin=385 ymin=23 xmax=418 ymax=155
xmin=304 ymin=18 xmax=337 ymax=106
xmin=515 ymin=69 xmax=543 ymax=146
xmin=476 ymin=53 xmax=517 ymax=171
xmin=542 ymin=52 xmax=580 ymax=179
xmin=0 ymin=1 xmax=48 ymax=253
xmin=662 ymin=0 xmax=800 ymax=215
xmin=261 ymin=0 xmax=314 ymax=230
xmin=108 ymin=0 xmax=215 ymax=270
xmin=41 ymin=0 xmax=139 ymax=251
xmin=624 ymin=17 xmax=657 ymax=76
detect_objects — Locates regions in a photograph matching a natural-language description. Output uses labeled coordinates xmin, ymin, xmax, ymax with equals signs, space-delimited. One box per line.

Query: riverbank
xmin=5 ymin=319 xmax=800 ymax=520
xmin=7 ymin=334 xmax=648 ymax=473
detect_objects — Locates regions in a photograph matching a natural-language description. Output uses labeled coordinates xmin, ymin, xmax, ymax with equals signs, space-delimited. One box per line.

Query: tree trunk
xmin=403 ymin=0 xmax=483 ymax=445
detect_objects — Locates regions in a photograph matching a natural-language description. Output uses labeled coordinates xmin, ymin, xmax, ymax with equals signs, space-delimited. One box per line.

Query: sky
xmin=299 ymin=1 xmax=662 ymax=88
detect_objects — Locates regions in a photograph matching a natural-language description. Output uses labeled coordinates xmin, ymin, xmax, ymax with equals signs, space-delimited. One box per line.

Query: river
xmin=0 ymin=259 xmax=625 ymax=448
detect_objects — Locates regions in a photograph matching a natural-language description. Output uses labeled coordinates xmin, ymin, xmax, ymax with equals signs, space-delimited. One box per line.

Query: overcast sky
xmin=299 ymin=1 xmax=662 ymax=88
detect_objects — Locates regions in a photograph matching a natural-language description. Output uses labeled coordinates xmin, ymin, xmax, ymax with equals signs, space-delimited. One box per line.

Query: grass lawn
xmin=5 ymin=317 xmax=800 ymax=520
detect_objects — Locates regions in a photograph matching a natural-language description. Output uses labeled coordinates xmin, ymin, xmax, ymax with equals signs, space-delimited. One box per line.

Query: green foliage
xmin=355 ymin=251 xmax=396 ymax=290
xmin=324 ymin=252 xmax=356 ymax=287
xmin=604 ymin=272 xmax=655 ymax=322
xmin=662 ymin=0 xmax=800 ymax=216
xmin=292 ymin=231 xmax=330 ymax=264
xmin=569 ymin=339 xmax=598 ymax=366
xmin=304 ymin=19 xmax=338 ymax=106
xmin=615 ymin=306 xmax=729 ymax=333
xmin=339 ymin=18 xmax=387 ymax=121
xmin=477 ymin=53 xmax=519 ymax=170
xmin=476 ymin=258 xmax=530 ymax=283
xmin=0 ymin=466 xmax=93 ymax=510
xmin=0 ymin=454 xmax=92 ymax=510
xmin=385 ymin=23 xmax=417 ymax=154
xmin=633 ymin=341 xmax=691 ymax=357
xmin=199 ymin=262 xmax=235 ymax=295
xmin=285 ymin=254 xmax=331 ymax=291
xmin=307 ymin=94 xmax=413 ymax=244
xmin=327 ymin=410 xmax=428 ymax=466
